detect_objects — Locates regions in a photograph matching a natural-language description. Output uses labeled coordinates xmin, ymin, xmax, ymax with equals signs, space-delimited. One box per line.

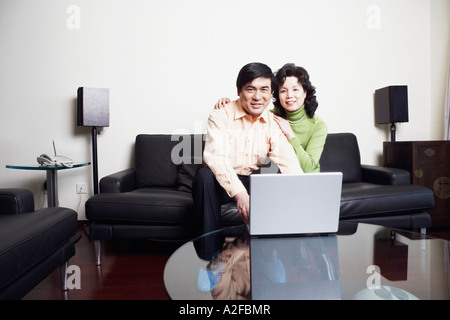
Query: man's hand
xmin=234 ymin=190 xmax=250 ymax=224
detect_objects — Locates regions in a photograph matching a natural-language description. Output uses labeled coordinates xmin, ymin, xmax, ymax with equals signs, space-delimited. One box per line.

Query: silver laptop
xmin=249 ymin=172 xmax=343 ymax=236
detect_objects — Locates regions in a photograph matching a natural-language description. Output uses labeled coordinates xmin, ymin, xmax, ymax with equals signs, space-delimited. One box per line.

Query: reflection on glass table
xmin=6 ymin=162 xmax=91 ymax=207
xmin=163 ymin=223 xmax=450 ymax=300
xmin=250 ymin=235 xmax=340 ymax=300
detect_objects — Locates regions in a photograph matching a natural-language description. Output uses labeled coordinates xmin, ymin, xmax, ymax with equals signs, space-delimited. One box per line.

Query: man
xmin=192 ymin=62 xmax=302 ymax=235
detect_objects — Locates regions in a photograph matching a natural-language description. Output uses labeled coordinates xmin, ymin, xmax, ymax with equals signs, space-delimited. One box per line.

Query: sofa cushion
xmin=135 ymin=134 xmax=205 ymax=189
xmin=85 ymin=188 xmax=194 ymax=224
xmin=320 ymin=133 xmax=363 ymax=183
xmin=342 ymin=212 xmax=432 ymax=229
xmin=135 ymin=135 xmax=179 ymax=188
xmin=178 ymin=162 xmax=203 ymax=192
xmin=339 ymin=183 xmax=435 ymax=219
xmin=0 ymin=207 xmax=77 ymax=291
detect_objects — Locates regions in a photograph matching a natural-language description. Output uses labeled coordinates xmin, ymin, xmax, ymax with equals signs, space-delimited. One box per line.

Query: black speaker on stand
xmin=375 ymin=86 xmax=409 ymax=142
xmin=77 ymin=87 xmax=109 ymax=194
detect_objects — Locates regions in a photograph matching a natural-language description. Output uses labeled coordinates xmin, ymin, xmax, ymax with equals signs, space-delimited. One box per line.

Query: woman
xmin=215 ymin=63 xmax=327 ymax=172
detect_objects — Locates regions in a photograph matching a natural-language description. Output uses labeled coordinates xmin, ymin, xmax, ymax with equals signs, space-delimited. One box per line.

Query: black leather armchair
xmin=0 ymin=188 xmax=79 ymax=300
xmin=86 ymin=134 xmax=243 ymax=265
xmin=86 ymin=134 xmax=199 ymax=265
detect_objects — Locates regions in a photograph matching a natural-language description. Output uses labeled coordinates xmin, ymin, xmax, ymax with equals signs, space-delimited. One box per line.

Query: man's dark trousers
xmin=192 ymin=166 xmax=253 ymax=236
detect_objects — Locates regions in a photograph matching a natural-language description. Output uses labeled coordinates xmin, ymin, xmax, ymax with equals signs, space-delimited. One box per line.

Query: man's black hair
xmin=236 ymin=62 xmax=274 ymax=93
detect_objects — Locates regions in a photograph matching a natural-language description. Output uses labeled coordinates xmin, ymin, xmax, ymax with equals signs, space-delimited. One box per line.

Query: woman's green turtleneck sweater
xmin=272 ymin=107 xmax=327 ymax=173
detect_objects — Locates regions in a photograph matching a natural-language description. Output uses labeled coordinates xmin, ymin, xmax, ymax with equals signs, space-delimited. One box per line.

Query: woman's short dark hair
xmin=236 ymin=62 xmax=274 ymax=93
xmin=273 ymin=63 xmax=318 ymax=118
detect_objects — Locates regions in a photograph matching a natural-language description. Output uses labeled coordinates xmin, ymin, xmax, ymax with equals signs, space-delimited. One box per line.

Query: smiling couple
xmin=192 ymin=62 xmax=327 ymax=235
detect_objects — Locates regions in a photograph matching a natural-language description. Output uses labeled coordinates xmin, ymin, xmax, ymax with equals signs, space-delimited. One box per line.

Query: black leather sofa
xmin=85 ymin=133 xmax=434 ymax=265
xmin=0 ymin=188 xmax=79 ymax=300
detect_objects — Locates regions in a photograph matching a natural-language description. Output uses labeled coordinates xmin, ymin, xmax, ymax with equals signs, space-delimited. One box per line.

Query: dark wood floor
xmin=22 ymin=223 xmax=181 ymax=300
xmin=22 ymin=223 xmax=450 ymax=300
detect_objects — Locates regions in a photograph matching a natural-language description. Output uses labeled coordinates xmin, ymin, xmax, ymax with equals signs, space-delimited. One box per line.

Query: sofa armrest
xmin=361 ymin=165 xmax=411 ymax=185
xmin=99 ymin=169 xmax=136 ymax=193
xmin=0 ymin=188 xmax=35 ymax=214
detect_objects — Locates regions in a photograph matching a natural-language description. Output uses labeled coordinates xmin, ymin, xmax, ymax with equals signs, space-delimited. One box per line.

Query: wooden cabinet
xmin=383 ymin=141 xmax=450 ymax=227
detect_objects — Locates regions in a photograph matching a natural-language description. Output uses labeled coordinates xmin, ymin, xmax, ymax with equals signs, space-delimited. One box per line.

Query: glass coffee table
xmin=164 ymin=222 xmax=450 ymax=300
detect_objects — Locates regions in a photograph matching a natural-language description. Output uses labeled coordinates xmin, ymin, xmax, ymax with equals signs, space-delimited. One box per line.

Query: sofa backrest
xmin=135 ymin=132 xmax=363 ymax=187
xmin=319 ymin=133 xmax=363 ymax=183
xmin=135 ymin=134 xmax=205 ymax=188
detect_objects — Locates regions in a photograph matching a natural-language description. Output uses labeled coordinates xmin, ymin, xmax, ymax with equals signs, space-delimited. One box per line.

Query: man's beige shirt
xmin=203 ymin=100 xmax=303 ymax=197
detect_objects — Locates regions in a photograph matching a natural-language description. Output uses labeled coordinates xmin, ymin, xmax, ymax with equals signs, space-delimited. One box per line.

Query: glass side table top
xmin=164 ymin=222 xmax=450 ymax=300
xmin=6 ymin=162 xmax=91 ymax=207
xmin=6 ymin=162 xmax=91 ymax=170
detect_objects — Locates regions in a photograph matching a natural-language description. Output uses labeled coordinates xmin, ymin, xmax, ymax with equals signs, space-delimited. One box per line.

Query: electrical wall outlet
xmin=76 ymin=183 xmax=87 ymax=194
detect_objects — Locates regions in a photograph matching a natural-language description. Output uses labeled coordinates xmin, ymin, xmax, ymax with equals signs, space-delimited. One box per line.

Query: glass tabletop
xmin=6 ymin=162 xmax=90 ymax=171
xmin=164 ymin=222 xmax=450 ymax=300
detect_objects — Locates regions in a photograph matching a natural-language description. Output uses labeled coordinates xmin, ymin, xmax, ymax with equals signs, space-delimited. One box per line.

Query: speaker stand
xmin=92 ymin=126 xmax=99 ymax=194
xmin=390 ymin=123 xmax=396 ymax=142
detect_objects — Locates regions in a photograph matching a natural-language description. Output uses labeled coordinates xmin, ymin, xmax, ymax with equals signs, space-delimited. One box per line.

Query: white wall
xmin=1 ymin=0 xmax=449 ymax=220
